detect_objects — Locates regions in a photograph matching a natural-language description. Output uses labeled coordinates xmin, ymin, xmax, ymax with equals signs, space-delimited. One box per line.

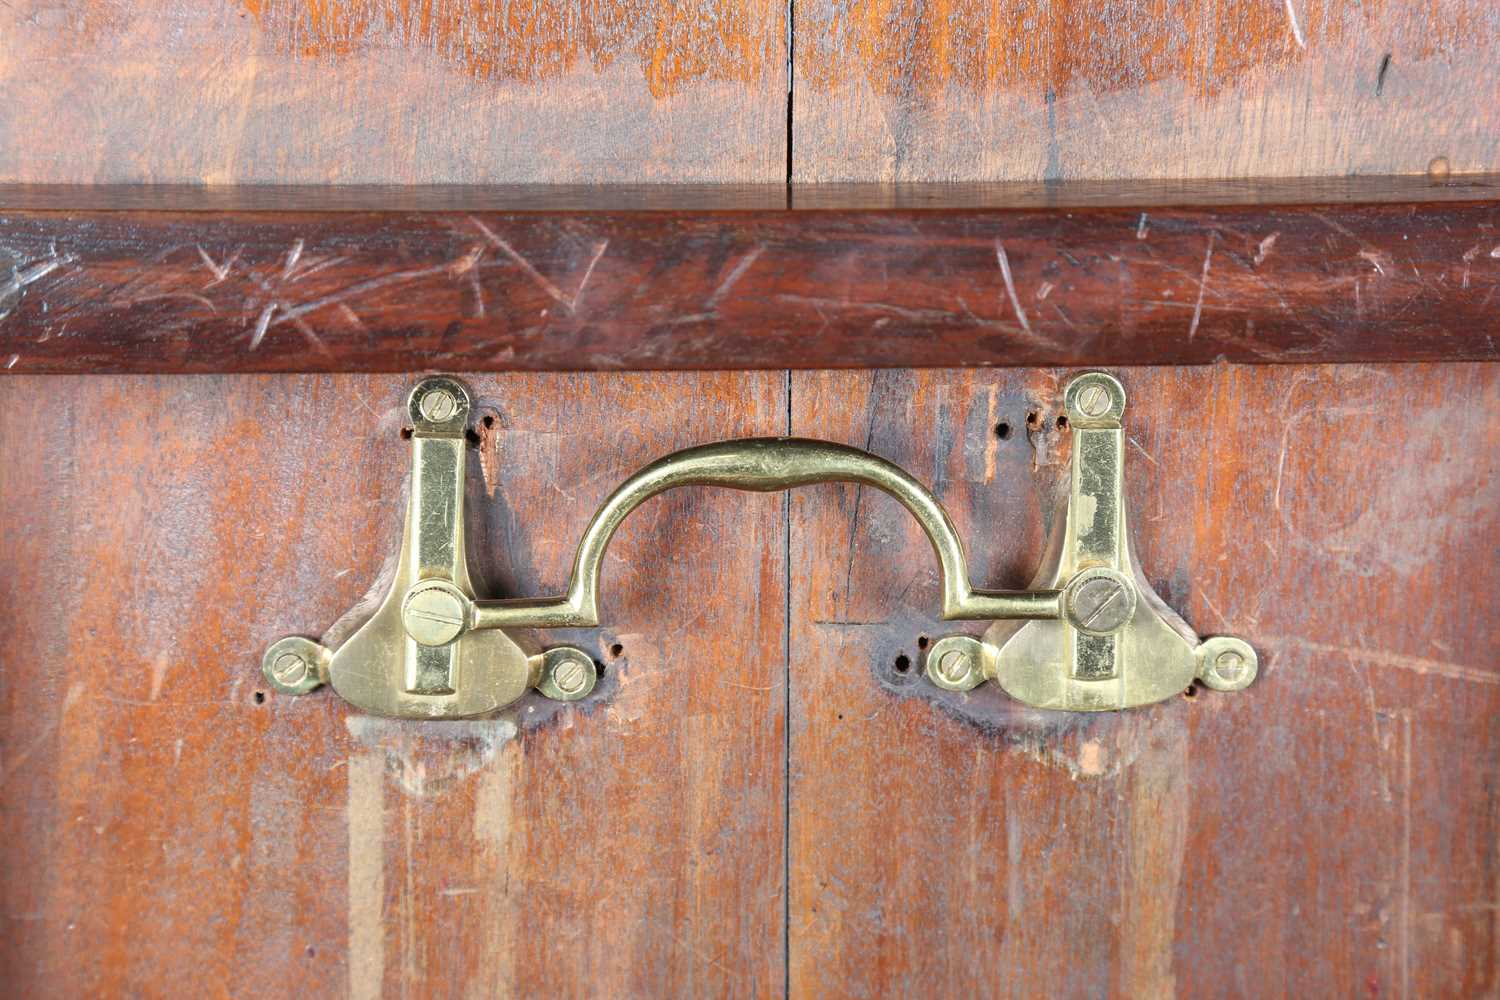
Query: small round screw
xmin=260 ymin=636 xmax=330 ymax=696
xmin=924 ymin=635 xmax=987 ymax=692
xmin=1213 ymin=649 xmax=1248 ymax=684
xmin=401 ymin=581 xmax=469 ymax=646
xmin=1064 ymin=568 xmax=1137 ymax=635
xmin=553 ymin=659 xmax=589 ymax=696
xmin=1065 ymin=372 xmax=1125 ymax=424
xmin=537 ymin=647 xmax=597 ymax=702
xmin=937 ymin=649 xmax=973 ymax=686
xmin=1076 ymin=384 xmax=1112 ymax=417
xmin=1196 ymin=636 xmax=1259 ymax=692
xmin=271 ymin=651 xmax=309 ymax=687
xmin=419 ymin=387 xmax=458 ymax=422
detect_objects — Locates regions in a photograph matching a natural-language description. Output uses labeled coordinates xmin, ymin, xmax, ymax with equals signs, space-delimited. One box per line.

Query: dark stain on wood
xmin=3 ymin=181 xmax=1500 ymax=373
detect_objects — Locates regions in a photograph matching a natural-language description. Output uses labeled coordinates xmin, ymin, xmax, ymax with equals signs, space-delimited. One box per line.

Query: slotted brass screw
xmin=270 ymin=651 xmax=309 ymax=686
xmin=1076 ymin=383 xmax=1112 ymax=417
xmin=419 ymin=387 xmax=459 ymax=422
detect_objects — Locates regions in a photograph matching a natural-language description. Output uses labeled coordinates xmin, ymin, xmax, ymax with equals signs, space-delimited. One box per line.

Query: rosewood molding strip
xmin=2 ymin=179 xmax=1498 ymax=373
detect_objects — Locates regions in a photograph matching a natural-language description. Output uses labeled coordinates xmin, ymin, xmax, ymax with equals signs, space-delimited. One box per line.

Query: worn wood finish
xmin=787 ymin=365 xmax=1500 ymax=996
xmin=793 ymin=0 xmax=1500 ymax=181
xmin=0 ymin=0 xmax=787 ymax=184
xmin=0 ymin=372 xmax=788 ymax=996
xmin=5 ymin=185 xmax=1500 ymax=373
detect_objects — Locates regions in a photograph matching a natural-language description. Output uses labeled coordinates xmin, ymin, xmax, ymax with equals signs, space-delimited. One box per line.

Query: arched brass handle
xmin=262 ymin=372 xmax=1258 ymax=719
xmin=470 ymin=438 xmax=1060 ymax=631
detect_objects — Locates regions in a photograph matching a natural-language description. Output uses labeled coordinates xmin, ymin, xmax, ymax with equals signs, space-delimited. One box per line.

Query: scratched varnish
xmin=2 ymin=0 xmax=1499 ymax=993
xmin=0 ymin=366 xmax=1495 ymax=996
xmin=794 ymin=0 xmax=1500 ymax=181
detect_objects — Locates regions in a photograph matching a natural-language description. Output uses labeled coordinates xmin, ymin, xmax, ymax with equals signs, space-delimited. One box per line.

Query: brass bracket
xmin=923 ymin=372 xmax=1256 ymax=710
xmin=262 ymin=372 xmax=1256 ymax=718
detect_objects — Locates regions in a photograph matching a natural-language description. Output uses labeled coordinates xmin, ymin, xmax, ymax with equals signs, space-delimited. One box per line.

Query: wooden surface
xmin=7 ymin=2 xmax=1500 ymax=186
xmin=0 ymin=0 xmax=788 ymax=184
xmin=787 ymin=365 xmax=1500 ymax=996
xmin=793 ymin=0 xmax=1500 ymax=181
xmin=2 ymin=366 xmax=1495 ymax=995
xmin=0 ymin=372 xmax=789 ymax=996
xmin=5 ymin=181 xmax=1500 ymax=373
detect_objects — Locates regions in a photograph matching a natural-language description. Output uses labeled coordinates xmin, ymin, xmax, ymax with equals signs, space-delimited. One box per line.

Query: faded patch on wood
xmin=244 ymin=0 xmax=778 ymax=98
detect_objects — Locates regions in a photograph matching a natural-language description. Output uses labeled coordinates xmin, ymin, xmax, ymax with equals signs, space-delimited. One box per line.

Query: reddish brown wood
xmin=3 ymin=180 xmax=1500 ymax=373
xmin=787 ymin=365 xmax=1500 ymax=996
xmin=0 ymin=0 xmax=788 ymax=185
xmin=0 ymin=372 xmax=789 ymax=996
xmin=793 ymin=0 xmax=1500 ymax=182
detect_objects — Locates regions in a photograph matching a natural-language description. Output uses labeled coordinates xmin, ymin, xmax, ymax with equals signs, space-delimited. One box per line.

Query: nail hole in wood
xmin=995 ymin=422 xmax=1011 ymax=440
xmin=894 ymin=653 xmax=912 ymax=674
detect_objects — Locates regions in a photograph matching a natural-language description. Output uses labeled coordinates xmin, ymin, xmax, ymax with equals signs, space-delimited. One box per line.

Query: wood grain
xmin=0 ymin=0 xmax=787 ymax=183
xmin=4 ymin=185 xmax=1500 ymax=372
xmin=793 ymin=0 xmax=1500 ymax=181
xmin=0 ymin=372 xmax=788 ymax=996
xmin=787 ymin=364 xmax=1500 ymax=996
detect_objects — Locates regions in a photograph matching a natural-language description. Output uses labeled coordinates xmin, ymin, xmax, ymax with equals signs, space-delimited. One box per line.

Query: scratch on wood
xmin=469 ymin=217 xmax=570 ymax=311
xmin=1359 ymin=250 xmax=1390 ymax=276
xmin=571 ymin=239 xmax=609 ymax=311
xmin=1254 ymin=232 xmax=1280 ymax=266
xmin=470 ymin=749 xmax=516 ymax=1000
xmin=272 ymin=264 xmax=455 ymax=327
xmin=1127 ymin=435 xmax=1158 ymax=466
xmin=1283 ymin=0 xmax=1307 ymax=49
xmin=707 ymin=244 xmax=765 ymax=308
xmin=1 ymin=252 xmax=76 ymax=299
xmin=1275 ymin=637 xmax=1500 ymax=686
xmin=1122 ymin=720 xmax=1188 ymax=998
xmin=347 ymin=751 xmax=386 ymax=1000
xmin=1399 ymin=711 xmax=1412 ymax=999
xmin=195 ymin=245 xmax=237 ymax=286
xmin=248 ymin=303 xmax=276 ymax=350
xmin=1188 ymin=232 xmax=1216 ymax=341
xmin=994 ymin=240 xmax=1033 ymax=338
xmin=281 ymin=239 xmax=305 ymax=280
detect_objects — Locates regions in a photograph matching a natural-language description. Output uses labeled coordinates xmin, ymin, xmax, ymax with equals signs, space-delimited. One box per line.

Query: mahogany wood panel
xmin=793 ymin=0 xmax=1500 ymax=181
xmin=0 ymin=372 xmax=788 ymax=996
xmin=0 ymin=0 xmax=787 ymax=184
xmin=4 ymin=183 xmax=1500 ymax=373
xmin=786 ymin=364 xmax=1500 ymax=996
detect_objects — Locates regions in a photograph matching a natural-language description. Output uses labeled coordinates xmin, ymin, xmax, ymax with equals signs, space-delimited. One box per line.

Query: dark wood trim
xmin=3 ymin=178 xmax=1499 ymax=373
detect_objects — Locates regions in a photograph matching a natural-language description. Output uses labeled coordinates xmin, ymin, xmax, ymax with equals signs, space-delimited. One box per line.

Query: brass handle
xmin=471 ymin=438 xmax=1060 ymax=631
xmin=262 ymin=372 xmax=1258 ymax=719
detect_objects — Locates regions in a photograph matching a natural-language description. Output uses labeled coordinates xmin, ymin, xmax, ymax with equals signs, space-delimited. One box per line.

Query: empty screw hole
xmin=994 ymin=422 xmax=1011 ymax=440
xmin=609 ymin=643 xmax=624 ymax=658
xmin=482 ymin=415 xmax=495 ymax=428
xmin=894 ymin=653 xmax=912 ymax=674
xmin=399 ymin=427 xmax=414 ymax=440
xmin=917 ymin=635 xmax=929 ymax=650
xmin=1056 ymin=414 xmax=1068 ymax=429
xmin=1026 ymin=411 xmax=1040 ymax=429
xmin=1182 ymin=681 xmax=1199 ymax=699
xmin=253 ymin=691 xmax=266 ymax=704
